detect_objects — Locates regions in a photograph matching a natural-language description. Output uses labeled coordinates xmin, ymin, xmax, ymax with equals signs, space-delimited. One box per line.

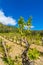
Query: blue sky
xmin=0 ymin=0 xmax=43 ymax=30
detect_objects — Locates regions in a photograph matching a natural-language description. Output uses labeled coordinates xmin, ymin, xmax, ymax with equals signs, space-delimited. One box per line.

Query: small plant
xmin=2 ymin=56 xmax=14 ymax=65
xmin=27 ymin=48 xmax=40 ymax=60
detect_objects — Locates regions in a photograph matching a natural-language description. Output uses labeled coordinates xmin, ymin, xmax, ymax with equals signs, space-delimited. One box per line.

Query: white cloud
xmin=24 ymin=26 xmax=28 ymax=29
xmin=0 ymin=10 xmax=17 ymax=25
xmin=24 ymin=25 xmax=35 ymax=29
xmin=31 ymin=26 xmax=35 ymax=28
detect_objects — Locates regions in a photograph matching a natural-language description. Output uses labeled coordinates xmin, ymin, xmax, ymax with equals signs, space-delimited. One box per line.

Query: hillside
xmin=0 ymin=23 xmax=43 ymax=65
xmin=0 ymin=23 xmax=18 ymax=33
xmin=0 ymin=23 xmax=43 ymax=35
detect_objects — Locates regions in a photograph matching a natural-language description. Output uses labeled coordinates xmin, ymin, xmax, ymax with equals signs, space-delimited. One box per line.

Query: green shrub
xmin=27 ymin=48 xmax=40 ymax=60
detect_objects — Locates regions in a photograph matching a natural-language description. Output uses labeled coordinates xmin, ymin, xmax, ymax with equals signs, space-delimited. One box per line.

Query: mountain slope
xmin=0 ymin=23 xmax=18 ymax=33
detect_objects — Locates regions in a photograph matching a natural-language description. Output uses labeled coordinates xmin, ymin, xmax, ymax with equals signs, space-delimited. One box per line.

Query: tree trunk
xmin=21 ymin=38 xmax=30 ymax=65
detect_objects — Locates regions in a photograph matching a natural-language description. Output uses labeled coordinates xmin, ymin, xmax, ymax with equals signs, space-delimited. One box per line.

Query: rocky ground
xmin=0 ymin=36 xmax=43 ymax=65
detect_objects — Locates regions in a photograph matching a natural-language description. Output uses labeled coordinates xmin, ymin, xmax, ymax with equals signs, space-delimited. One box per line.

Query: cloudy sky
xmin=0 ymin=10 xmax=16 ymax=25
xmin=0 ymin=0 xmax=43 ymax=30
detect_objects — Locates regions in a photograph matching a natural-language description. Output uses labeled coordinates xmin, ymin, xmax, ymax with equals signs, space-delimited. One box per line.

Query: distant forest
xmin=0 ymin=23 xmax=43 ymax=36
